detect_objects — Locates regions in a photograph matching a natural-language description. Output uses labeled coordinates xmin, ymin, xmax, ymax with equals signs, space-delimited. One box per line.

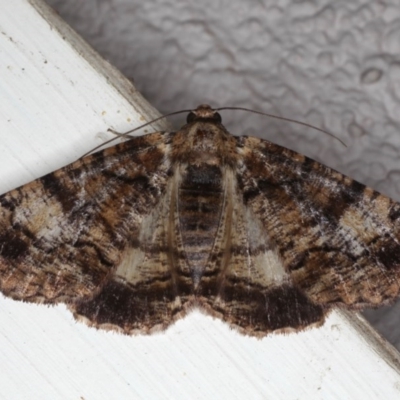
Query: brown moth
xmin=0 ymin=104 xmax=399 ymax=336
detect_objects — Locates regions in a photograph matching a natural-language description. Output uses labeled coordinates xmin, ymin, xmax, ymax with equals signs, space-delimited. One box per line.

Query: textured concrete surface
xmin=45 ymin=0 xmax=400 ymax=350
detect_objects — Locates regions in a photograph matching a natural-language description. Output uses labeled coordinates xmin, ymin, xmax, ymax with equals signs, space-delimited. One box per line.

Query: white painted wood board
xmin=0 ymin=1 xmax=399 ymax=399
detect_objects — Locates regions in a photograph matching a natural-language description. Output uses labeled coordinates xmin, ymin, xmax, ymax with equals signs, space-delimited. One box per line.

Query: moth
xmin=1 ymin=104 xmax=399 ymax=336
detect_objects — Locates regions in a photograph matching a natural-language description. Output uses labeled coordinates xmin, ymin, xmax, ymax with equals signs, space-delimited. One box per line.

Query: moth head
xmin=187 ymin=104 xmax=222 ymax=124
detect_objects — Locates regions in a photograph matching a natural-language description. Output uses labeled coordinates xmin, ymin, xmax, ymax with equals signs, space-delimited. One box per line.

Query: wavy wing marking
xmin=238 ymin=136 xmax=400 ymax=312
xmin=70 ymin=172 xmax=196 ymax=334
xmin=0 ymin=132 xmax=172 ymax=303
xmin=197 ymin=168 xmax=325 ymax=335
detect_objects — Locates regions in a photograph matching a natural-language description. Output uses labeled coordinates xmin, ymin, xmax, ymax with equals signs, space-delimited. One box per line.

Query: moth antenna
xmin=82 ymin=109 xmax=193 ymax=157
xmin=215 ymin=106 xmax=347 ymax=147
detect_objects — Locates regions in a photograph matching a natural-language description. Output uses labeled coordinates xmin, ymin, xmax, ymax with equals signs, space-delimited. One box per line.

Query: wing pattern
xmin=0 ymin=132 xmax=173 ymax=303
xmin=238 ymin=137 xmax=400 ymax=307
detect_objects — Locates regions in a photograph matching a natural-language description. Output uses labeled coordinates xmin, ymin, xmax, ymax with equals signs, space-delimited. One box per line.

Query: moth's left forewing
xmin=238 ymin=136 xmax=400 ymax=310
xmin=0 ymin=132 xmax=173 ymax=304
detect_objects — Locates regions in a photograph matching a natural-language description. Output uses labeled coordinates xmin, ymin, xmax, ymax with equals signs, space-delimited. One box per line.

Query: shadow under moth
xmin=0 ymin=104 xmax=399 ymax=336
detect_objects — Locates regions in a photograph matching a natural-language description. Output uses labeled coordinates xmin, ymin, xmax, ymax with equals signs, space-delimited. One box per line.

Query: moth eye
xmin=187 ymin=112 xmax=196 ymax=123
xmin=213 ymin=112 xmax=222 ymax=124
